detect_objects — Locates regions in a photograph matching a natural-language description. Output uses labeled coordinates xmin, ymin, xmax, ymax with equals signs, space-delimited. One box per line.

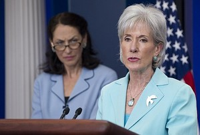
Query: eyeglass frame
xmin=51 ymin=41 xmax=82 ymax=52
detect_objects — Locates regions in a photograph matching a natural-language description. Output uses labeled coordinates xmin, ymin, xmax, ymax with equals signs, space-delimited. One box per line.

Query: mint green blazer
xmin=96 ymin=68 xmax=197 ymax=135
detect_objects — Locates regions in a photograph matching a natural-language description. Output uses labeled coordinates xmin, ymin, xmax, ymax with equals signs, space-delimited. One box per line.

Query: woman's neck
xmin=129 ymin=68 xmax=154 ymax=89
xmin=64 ymin=65 xmax=82 ymax=79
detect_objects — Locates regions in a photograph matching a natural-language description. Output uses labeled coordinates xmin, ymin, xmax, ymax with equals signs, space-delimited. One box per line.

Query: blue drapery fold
xmin=193 ymin=0 xmax=200 ymax=126
xmin=0 ymin=0 xmax=5 ymax=118
xmin=45 ymin=0 xmax=69 ymax=26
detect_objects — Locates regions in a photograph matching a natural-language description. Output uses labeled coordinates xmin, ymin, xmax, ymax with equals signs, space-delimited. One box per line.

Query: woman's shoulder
xmin=93 ymin=64 xmax=118 ymax=77
xmin=34 ymin=72 xmax=61 ymax=82
xmin=155 ymin=68 xmax=192 ymax=91
xmin=167 ymin=77 xmax=193 ymax=92
xmin=94 ymin=64 xmax=116 ymax=73
xmin=36 ymin=72 xmax=51 ymax=79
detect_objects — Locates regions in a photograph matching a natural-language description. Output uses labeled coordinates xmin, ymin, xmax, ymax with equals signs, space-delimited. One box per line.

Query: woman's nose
xmin=63 ymin=46 xmax=72 ymax=53
xmin=130 ymin=41 xmax=138 ymax=53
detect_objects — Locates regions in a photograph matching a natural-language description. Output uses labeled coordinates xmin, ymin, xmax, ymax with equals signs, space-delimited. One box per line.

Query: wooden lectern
xmin=0 ymin=119 xmax=137 ymax=135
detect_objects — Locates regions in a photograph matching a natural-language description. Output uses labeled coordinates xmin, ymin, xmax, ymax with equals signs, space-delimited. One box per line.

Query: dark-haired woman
xmin=31 ymin=12 xmax=117 ymax=119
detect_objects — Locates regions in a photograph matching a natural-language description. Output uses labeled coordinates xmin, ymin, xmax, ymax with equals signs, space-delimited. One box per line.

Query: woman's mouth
xmin=64 ymin=56 xmax=74 ymax=61
xmin=128 ymin=57 xmax=140 ymax=62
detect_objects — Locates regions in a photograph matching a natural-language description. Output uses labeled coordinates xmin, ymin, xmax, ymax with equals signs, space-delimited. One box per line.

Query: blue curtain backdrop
xmin=193 ymin=0 xmax=200 ymax=125
xmin=126 ymin=0 xmax=156 ymax=5
xmin=0 ymin=0 xmax=5 ymax=118
xmin=45 ymin=0 xmax=68 ymax=26
xmin=45 ymin=0 xmax=68 ymax=48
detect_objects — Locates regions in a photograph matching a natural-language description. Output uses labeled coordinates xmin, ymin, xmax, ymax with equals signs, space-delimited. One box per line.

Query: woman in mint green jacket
xmin=96 ymin=4 xmax=197 ymax=135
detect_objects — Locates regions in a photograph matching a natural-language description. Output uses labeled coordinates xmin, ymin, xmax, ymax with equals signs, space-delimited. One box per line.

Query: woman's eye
xmin=55 ymin=41 xmax=64 ymax=45
xmin=70 ymin=39 xmax=78 ymax=43
xmin=124 ymin=37 xmax=131 ymax=42
xmin=140 ymin=38 xmax=148 ymax=43
xmin=55 ymin=41 xmax=63 ymax=45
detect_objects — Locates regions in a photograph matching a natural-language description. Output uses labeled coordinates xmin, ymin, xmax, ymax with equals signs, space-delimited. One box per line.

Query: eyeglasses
xmin=52 ymin=41 xmax=81 ymax=52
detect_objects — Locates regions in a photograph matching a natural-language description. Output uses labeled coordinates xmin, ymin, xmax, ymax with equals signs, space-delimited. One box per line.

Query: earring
xmin=153 ymin=56 xmax=158 ymax=62
xmin=50 ymin=42 xmax=56 ymax=52
xmin=83 ymin=43 xmax=87 ymax=48
xmin=52 ymin=47 xmax=56 ymax=52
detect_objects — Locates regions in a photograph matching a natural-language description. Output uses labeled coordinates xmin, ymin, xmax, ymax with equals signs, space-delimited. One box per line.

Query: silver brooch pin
xmin=146 ymin=95 xmax=157 ymax=107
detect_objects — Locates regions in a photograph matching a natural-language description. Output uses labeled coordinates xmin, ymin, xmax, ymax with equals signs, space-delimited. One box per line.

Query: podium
xmin=0 ymin=119 xmax=137 ymax=135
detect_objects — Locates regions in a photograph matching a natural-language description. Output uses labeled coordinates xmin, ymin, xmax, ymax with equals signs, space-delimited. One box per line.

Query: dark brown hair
xmin=41 ymin=12 xmax=100 ymax=74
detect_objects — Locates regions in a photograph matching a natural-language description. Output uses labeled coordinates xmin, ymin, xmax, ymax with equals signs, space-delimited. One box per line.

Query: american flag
xmin=155 ymin=0 xmax=196 ymax=93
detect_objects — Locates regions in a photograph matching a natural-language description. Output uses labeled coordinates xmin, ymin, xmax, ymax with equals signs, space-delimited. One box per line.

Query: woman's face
xmin=120 ymin=23 xmax=161 ymax=73
xmin=51 ymin=24 xmax=85 ymax=68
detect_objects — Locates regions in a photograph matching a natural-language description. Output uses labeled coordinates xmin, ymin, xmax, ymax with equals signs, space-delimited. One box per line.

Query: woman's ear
xmin=49 ymin=39 xmax=54 ymax=47
xmin=49 ymin=39 xmax=56 ymax=52
xmin=155 ymin=42 xmax=164 ymax=56
xmin=83 ymin=34 xmax=88 ymax=47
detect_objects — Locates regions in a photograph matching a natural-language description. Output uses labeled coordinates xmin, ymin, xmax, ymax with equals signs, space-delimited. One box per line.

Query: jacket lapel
xmin=125 ymin=68 xmax=168 ymax=129
xmin=69 ymin=68 xmax=93 ymax=100
xmin=51 ymin=74 xmax=65 ymax=103
xmin=50 ymin=68 xmax=93 ymax=103
xmin=111 ymin=73 xmax=129 ymax=127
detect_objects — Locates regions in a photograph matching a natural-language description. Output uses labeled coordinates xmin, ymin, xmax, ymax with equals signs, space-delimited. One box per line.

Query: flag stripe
xmin=183 ymin=71 xmax=196 ymax=93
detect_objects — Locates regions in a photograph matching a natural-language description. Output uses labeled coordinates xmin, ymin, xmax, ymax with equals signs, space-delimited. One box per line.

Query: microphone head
xmin=75 ymin=108 xmax=82 ymax=115
xmin=63 ymin=107 xmax=70 ymax=115
xmin=60 ymin=106 xmax=70 ymax=119
xmin=72 ymin=108 xmax=82 ymax=119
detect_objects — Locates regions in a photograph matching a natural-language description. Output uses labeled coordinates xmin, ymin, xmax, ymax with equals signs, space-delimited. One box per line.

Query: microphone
xmin=60 ymin=106 xmax=70 ymax=119
xmin=72 ymin=108 xmax=82 ymax=119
